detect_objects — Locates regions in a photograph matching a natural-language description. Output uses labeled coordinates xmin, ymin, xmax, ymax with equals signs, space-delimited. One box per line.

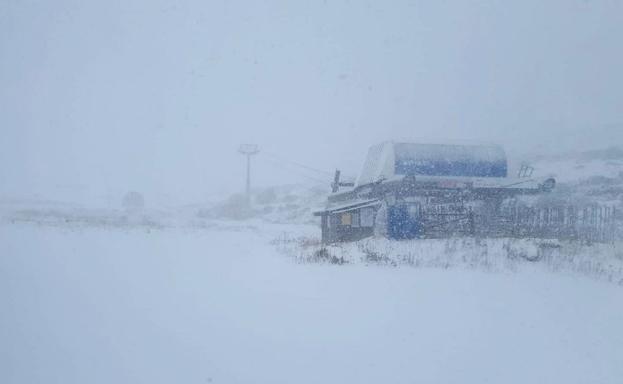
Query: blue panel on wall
xmin=387 ymin=205 xmax=421 ymax=239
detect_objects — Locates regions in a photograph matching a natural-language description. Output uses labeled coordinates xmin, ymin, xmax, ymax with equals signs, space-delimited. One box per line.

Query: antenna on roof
xmin=332 ymin=169 xmax=355 ymax=193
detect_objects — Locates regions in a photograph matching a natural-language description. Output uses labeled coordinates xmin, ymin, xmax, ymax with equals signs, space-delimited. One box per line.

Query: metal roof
xmin=313 ymin=199 xmax=381 ymax=216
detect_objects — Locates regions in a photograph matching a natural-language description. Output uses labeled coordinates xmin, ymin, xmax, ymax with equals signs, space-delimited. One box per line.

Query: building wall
xmin=321 ymin=207 xmax=377 ymax=243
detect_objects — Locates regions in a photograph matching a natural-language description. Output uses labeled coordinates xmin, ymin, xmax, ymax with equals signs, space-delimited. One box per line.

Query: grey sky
xmin=1 ymin=0 xmax=622 ymax=204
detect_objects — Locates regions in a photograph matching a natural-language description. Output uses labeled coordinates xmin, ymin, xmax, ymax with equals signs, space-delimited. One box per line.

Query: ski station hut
xmin=314 ymin=141 xmax=557 ymax=243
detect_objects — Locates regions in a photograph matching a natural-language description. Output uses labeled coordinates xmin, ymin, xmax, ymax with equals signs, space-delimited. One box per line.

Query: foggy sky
xmin=2 ymin=0 xmax=622 ymax=205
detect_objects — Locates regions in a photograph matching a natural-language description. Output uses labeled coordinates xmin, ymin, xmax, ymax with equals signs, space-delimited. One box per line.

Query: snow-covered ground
xmin=529 ymin=148 xmax=623 ymax=207
xmin=2 ymin=214 xmax=623 ymax=384
xmin=2 ymin=149 xmax=623 ymax=383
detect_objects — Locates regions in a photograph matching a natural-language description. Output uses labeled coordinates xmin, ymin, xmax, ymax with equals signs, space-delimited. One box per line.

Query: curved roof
xmin=356 ymin=142 xmax=508 ymax=186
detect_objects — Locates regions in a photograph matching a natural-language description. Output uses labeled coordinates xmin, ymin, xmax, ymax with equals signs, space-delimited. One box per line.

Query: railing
xmin=414 ymin=203 xmax=618 ymax=243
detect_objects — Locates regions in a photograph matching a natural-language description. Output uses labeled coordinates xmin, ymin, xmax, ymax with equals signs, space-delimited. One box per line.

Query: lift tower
xmin=238 ymin=144 xmax=260 ymax=204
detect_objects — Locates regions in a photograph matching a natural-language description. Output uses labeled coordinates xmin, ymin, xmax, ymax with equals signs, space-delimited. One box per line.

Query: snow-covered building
xmin=315 ymin=141 xmax=556 ymax=243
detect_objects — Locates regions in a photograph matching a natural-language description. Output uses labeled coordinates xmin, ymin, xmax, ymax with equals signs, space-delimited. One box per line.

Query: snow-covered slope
xmin=528 ymin=147 xmax=623 ymax=206
xmin=2 ymin=150 xmax=623 ymax=383
xmin=1 ymin=222 xmax=622 ymax=384
xmin=200 ymin=184 xmax=326 ymax=224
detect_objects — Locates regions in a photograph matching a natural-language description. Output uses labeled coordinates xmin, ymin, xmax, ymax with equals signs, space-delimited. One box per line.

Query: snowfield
xmin=2 ymin=215 xmax=623 ymax=384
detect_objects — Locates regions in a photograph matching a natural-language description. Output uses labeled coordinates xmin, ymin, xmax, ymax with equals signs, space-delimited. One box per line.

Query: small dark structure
xmin=315 ymin=141 xmax=566 ymax=243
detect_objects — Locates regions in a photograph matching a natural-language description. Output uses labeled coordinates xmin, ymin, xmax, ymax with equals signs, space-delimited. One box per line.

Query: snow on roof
xmin=356 ymin=142 xmax=395 ymax=186
xmin=356 ymin=141 xmax=508 ymax=186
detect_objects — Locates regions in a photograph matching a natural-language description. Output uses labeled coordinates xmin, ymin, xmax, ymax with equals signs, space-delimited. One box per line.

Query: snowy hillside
xmin=2 ymin=151 xmax=623 ymax=384
xmin=199 ymin=184 xmax=327 ymax=224
xmin=529 ymin=147 xmax=623 ymax=206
